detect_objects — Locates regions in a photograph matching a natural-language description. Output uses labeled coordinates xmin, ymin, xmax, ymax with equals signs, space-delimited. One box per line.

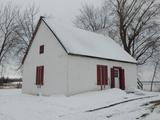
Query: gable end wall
xmin=22 ymin=21 xmax=68 ymax=95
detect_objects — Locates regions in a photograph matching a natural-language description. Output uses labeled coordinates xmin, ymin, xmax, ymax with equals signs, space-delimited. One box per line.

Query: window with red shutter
xmin=36 ymin=66 xmax=44 ymax=85
xmin=97 ymin=65 xmax=101 ymax=85
xmin=111 ymin=68 xmax=115 ymax=88
xmin=119 ymin=68 xmax=125 ymax=90
xmin=39 ymin=45 xmax=44 ymax=54
xmin=105 ymin=66 xmax=108 ymax=85
xmin=36 ymin=67 xmax=39 ymax=85
xmin=97 ymin=65 xmax=108 ymax=86
xmin=41 ymin=66 xmax=44 ymax=85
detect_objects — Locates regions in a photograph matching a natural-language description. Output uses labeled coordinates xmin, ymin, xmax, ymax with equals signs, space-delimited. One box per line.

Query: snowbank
xmin=0 ymin=88 xmax=159 ymax=120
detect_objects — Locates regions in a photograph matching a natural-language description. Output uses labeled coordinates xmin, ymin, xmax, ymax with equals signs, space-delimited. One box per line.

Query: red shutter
xmin=111 ymin=68 xmax=115 ymax=88
xmin=97 ymin=65 xmax=108 ymax=86
xmin=97 ymin=65 xmax=101 ymax=85
xmin=38 ymin=67 xmax=40 ymax=85
xmin=102 ymin=66 xmax=104 ymax=85
xmin=120 ymin=69 xmax=125 ymax=90
xmin=105 ymin=66 xmax=108 ymax=85
xmin=36 ymin=66 xmax=44 ymax=85
xmin=41 ymin=66 xmax=44 ymax=85
xmin=39 ymin=67 xmax=41 ymax=85
xmin=36 ymin=67 xmax=39 ymax=85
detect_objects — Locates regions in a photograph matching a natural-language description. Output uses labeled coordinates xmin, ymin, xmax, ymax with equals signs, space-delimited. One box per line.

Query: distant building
xmin=22 ymin=17 xmax=137 ymax=96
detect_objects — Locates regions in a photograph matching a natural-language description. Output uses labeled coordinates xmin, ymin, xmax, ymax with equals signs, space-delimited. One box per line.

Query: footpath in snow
xmin=0 ymin=88 xmax=160 ymax=120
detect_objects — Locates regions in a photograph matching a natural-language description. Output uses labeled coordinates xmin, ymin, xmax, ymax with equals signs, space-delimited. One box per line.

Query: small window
xmin=114 ymin=69 xmax=119 ymax=77
xmin=39 ymin=45 xmax=44 ymax=54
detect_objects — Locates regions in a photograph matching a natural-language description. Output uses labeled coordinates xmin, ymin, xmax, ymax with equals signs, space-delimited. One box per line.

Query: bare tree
xmin=0 ymin=2 xmax=40 ymax=78
xmin=150 ymin=61 xmax=159 ymax=91
xmin=0 ymin=3 xmax=20 ymax=65
xmin=15 ymin=4 xmax=40 ymax=63
xmin=74 ymin=0 xmax=160 ymax=65
xmin=74 ymin=4 xmax=109 ymax=32
xmin=150 ymin=47 xmax=160 ymax=91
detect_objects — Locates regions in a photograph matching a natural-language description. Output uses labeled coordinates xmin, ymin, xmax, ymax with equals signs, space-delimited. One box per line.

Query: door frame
xmin=111 ymin=66 xmax=125 ymax=90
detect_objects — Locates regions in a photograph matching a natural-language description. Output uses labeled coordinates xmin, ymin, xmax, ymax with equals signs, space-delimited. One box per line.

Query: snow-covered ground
xmin=0 ymin=89 xmax=160 ymax=120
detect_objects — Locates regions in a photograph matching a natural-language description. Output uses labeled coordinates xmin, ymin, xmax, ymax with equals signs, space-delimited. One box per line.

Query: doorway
xmin=114 ymin=68 xmax=120 ymax=88
xmin=111 ymin=67 xmax=125 ymax=90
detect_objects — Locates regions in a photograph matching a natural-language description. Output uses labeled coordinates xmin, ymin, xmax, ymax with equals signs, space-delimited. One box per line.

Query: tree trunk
xmin=150 ymin=61 xmax=158 ymax=91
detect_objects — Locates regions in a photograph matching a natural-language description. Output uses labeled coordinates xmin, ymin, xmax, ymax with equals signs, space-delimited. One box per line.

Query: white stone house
xmin=22 ymin=17 xmax=137 ymax=96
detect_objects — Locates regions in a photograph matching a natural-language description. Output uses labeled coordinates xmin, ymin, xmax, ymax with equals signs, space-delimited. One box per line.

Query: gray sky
xmin=1 ymin=0 xmax=154 ymax=80
xmin=5 ymin=0 xmax=103 ymax=26
xmin=1 ymin=0 xmax=103 ymax=77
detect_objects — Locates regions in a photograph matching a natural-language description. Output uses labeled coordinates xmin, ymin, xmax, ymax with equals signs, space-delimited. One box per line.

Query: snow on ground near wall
xmin=0 ymin=89 xmax=160 ymax=120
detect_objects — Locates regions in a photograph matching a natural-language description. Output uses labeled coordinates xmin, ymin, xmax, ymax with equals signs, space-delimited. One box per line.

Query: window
xmin=39 ymin=45 xmax=44 ymax=54
xmin=97 ymin=65 xmax=108 ymax=85
xmin=114 ymin=69 xmax=119 ymax=77
xmin=36 ymin=66 xmax=44 ymax=85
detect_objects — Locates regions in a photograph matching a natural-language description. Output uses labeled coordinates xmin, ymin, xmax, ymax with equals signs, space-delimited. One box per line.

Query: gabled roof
xmin=22 ymin=17 xmax=137 ymax=64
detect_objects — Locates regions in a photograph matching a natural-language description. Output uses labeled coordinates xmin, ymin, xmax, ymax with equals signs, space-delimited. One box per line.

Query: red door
xmin=111 ymin=67 xmax=125 ymax=90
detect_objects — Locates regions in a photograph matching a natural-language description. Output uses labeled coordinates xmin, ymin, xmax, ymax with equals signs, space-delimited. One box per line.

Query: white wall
xmin=22 ymin=21 xmax=68 ymax=95
xmin=67 ymin=55 xmax=137 ymax=95
xmin=22 ymin=20 xmax=137 ymax=96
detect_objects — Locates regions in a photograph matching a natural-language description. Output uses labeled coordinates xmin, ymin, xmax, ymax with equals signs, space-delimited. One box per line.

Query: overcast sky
xmin=1 ymin=0 xmax=153 ymax=80
xmin=4 ymin=0 xmax=103 ymax=26
xmin=0 ymin=0 xmax=103 ymax=77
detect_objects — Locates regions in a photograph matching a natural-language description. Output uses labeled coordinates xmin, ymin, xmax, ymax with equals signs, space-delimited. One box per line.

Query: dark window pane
xmin=39 ymin=45 xmax=44 ymax=54
xmin=114 ymin=69 xmax=119 ymax=77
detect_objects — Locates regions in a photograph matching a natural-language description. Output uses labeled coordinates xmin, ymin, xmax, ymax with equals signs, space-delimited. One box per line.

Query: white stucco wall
xmin=67 ymin=55 xmax=137 ymax=95
xmin=22 ymin=20 xmax=137 ymax=96
xmin=22 ymin=21 xmax=68 ymax=95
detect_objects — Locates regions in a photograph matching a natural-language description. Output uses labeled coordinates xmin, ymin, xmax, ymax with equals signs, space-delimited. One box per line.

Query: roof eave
xmin=22 ymin=16 xmax=44 ymax=65
xmin=68 ymin=53 xmax=137 ymax=65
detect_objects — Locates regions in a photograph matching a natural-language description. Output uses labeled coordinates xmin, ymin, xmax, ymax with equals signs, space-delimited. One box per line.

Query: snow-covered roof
xmin=22 ymin=17 xmax=136 ymax=64
xmin=44 ymin=18 xmax=136 ymax=64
